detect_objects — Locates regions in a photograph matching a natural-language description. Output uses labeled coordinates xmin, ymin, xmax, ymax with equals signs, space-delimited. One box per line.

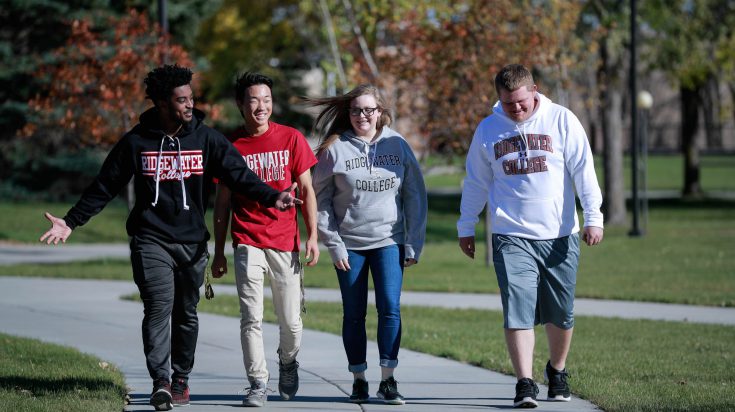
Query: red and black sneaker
xmin=150 ymin=378 xmax=173 ymax=411
xmin=171 ymin=377 xmax=190 ymax=407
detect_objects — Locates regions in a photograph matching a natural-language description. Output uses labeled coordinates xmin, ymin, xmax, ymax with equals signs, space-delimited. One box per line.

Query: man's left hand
xmin=582 ymin=226 xmax=604 ymax=246
xmin=275 ymin=182 xmax=304 ymax=210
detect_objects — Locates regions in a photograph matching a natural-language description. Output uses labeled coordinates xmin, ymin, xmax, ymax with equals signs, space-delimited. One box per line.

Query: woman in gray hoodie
xmin=308 ymin=84 xmax=427 ymax=405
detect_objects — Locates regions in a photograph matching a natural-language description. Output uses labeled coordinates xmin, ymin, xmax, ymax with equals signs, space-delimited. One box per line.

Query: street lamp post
xmin=637 ymin=90 xmax=653 ymax=235
xmin=629 ymin=0 xmax=642 ymax=237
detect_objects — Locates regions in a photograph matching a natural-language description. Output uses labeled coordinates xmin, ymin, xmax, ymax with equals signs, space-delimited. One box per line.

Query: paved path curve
xmin=0 ymin=276 xmax=599 ymax=411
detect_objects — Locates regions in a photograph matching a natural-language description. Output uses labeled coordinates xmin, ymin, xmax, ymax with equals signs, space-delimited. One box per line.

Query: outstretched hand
xmin=40 ymin=212 xmax=72 ymax=245
xmin=275 ymin=182 xmax=304 ymax=211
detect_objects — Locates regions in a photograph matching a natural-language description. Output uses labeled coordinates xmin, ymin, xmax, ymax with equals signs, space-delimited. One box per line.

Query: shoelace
xmin=551 ymin=369 xmax=569 ymax=386
xmin=382 ymin=378 xmax=398 ymax=394
xmin=240 ymin=383 xmax=268 ymax=396
xmin=280 ymin=363 xmax=298 ymax=385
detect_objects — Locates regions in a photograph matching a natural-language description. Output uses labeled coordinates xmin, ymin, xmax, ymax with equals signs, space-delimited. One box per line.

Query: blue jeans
xmin=336 ymin=244 xmax=404 ymax=372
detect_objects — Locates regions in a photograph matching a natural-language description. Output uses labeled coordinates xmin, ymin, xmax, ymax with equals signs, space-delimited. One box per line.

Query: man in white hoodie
xmin=457 ymin=64 xmax=603 ymax=409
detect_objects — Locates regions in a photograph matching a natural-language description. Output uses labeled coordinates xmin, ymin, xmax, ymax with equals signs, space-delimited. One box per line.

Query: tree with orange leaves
xmin=372 ymin=1 xmax=583 ymax=157
xmin=22 ymin=9 xmax=196 ymax=148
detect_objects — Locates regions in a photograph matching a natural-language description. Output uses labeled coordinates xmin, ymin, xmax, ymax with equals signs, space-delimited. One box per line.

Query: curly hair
xmin=144 ymin=64 xmax=193 ymax=103
xmin=234 ymin=72 xmax=274 ymax=102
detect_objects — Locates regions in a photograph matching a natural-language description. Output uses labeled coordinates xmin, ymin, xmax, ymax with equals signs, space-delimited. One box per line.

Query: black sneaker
xmin=513 ymin=378 xmax=539 ymax=408
xmin=171 ymin=377 xmax=190 ymax=407
xmin=349 ymin=378 xmax=369 ymax=403
xmin=544 ymin=361 xmax=571 ymax=401
xmin=278 ymin=360 xmax=299 ymax=400
xmin=150 ymin=378 xmax=173 ymax=411
xmin=377 ymin=377 xmax=405 ymax=405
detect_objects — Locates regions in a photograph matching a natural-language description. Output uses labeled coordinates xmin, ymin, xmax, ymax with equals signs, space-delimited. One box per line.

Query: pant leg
xmin=536 ymin=234 xmax=579 ymax=329
xmin=335 ymin=250 xmax=369 ymax=373
xmin=170 ymin=241 xmax=207 ymax=380
xmin=234 ymin=245 xmax=269 ymax=383
xmin=130 ymin=236 xmax=176 ymax=381
xmin=369 ymin=245 xmax=404 ymax=368
xmin=264 ymin=249 xmax=303 ymax=364
xmin=492 ymin=234 xmax=541 ymax=329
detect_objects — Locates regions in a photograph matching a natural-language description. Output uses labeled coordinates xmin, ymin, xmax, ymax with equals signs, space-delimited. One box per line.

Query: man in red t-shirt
xmin=211 ymin=72 xmax=318 ymax=407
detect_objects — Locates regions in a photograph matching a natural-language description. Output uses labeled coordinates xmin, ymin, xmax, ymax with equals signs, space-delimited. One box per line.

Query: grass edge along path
xmin=0 ymin=332 xmax=127 ymax=412
xmin=194 ymin=295 xmax=735 ymax=412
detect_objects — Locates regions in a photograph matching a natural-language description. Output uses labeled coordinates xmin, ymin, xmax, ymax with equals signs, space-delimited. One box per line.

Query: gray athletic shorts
xmin=492 ymin=233 xmax=580 ymax=329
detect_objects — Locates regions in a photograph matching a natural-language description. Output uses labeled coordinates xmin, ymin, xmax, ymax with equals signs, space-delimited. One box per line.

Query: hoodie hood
xmin=137 ymin=107 xmax=206 ymax=138
xmin=342 ymin=126 xmax=390 ymax=144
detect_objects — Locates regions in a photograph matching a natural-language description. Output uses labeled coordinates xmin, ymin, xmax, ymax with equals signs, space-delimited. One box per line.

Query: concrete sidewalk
xmin=0 ymin=276 xmax=599 ymax=411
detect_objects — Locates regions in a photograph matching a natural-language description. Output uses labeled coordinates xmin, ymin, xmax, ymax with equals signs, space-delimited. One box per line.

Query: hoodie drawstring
xmin=151 ymin=137 xmax=166 ymax=208
xmin=151 ymin=125 xmax=188 ymax=210
xmin=175 ymin=136 xmax=190 ymax=210
xmin=515 ymin=123 xmax=530 ymax=164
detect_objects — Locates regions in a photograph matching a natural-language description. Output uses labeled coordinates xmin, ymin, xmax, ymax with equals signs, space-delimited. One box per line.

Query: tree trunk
xmin=317 ymin=0 xmax=347 ymax=91
xmin=680 ymin=85 xmax=702 ymax=197
xmin=701 ymin=74 xmax=722 ymax=149
xmin=598 ymin=40 xmax=626 ymax=226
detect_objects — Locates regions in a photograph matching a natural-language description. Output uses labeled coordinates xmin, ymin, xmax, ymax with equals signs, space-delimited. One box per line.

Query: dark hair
xmin=302 ymin=84 xmax=392 ymax=156
xmin=494 ymin=64 xmax=534 ymax=95
xmin=144 ymin=64 xmax=193 ymax=103
xmin=235 ymin=72 xmax=274 ymax=102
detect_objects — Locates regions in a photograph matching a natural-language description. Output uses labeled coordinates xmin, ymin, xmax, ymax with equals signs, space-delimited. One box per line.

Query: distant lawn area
xmin=423 ymin=154 xmax=735 ymax=191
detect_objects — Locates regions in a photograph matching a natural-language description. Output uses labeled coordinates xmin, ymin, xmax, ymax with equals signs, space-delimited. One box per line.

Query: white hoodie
xmin=457 ymin=92 xmax=603 ymax=240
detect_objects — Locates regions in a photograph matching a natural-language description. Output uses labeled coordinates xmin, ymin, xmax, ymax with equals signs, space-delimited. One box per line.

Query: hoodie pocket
xmin=340 ymin=204 xmax=397 ymax=239
xmin=493 ymin=196 xmax=563 ymax=235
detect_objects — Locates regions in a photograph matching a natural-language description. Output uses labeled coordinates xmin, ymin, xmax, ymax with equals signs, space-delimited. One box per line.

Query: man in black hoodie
xmin=40 ymin=64 xmax=301 ymax=411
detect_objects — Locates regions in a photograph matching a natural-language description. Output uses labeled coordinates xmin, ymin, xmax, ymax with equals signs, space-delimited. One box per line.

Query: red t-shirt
xmin=227 ymin=122 xmax=317 ymax=252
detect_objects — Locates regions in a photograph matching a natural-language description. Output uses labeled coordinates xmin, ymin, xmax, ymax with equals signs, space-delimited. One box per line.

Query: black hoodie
xmin=63 ymin=107 xmax=280 ymax=243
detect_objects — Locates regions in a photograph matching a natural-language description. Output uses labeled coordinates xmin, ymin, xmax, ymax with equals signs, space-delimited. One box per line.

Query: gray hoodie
xmin=312 ymin=126 xmax=427 ymax=263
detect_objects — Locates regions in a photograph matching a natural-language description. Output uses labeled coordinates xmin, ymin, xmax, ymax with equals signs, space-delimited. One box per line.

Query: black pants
xmin=130 ymin=235 xmax=208 ymax=382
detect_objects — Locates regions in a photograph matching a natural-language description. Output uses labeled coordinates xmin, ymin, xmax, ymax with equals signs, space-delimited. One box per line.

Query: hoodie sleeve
xmin=312 ymin=148 xmax=348 ymax=263
xmin=63 ymin=136 xmax=135 ymax=230
xmin=562 ymin=111 xmax=604 ymax=228
xmin=457 ymin=125 xmax=493 ymax=237
xmin=209 ymin=131 xmax=281 ymax=207
xmin=401 ymin=141 xmax=427 ymax=261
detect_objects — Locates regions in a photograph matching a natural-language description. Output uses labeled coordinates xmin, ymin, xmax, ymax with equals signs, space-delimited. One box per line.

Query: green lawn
xmin=0 ymin=333 xmax=127 ymax=412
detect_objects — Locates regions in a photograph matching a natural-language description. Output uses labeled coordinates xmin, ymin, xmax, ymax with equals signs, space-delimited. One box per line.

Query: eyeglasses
xmin=349 ymin=107 xmax=379 ymax=117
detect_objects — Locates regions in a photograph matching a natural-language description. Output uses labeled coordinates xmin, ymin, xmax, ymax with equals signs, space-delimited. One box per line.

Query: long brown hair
xmin=302 ymin=84 xmax=392 ymax=156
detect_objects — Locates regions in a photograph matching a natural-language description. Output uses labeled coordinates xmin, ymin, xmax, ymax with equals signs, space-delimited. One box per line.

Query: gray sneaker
xmin=278 ymin=360 xmax=299 ymax=400
xmin=243 ymin=380 xmax=268 ymax=407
